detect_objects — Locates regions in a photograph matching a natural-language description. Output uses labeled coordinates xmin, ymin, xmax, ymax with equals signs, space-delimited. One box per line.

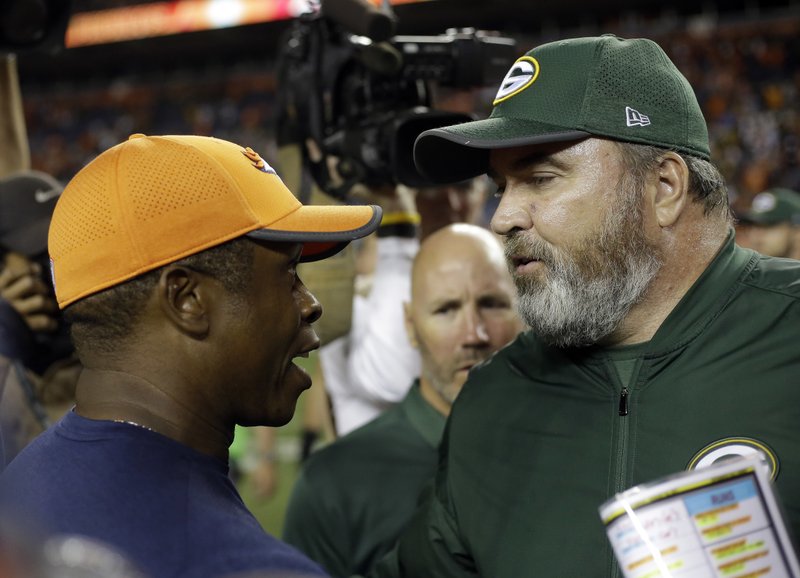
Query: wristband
xmin=378 ymin=212 xmax=420 ymax=238
xmin=380 ymin=212 xmax=421 ymax=226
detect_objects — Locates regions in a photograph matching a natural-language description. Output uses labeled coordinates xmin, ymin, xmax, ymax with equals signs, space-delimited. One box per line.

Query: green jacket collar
xmin=401 ymin=381 xmax=446 ymax=450
xmin=643 ymin=229 xmax=755 ymax=354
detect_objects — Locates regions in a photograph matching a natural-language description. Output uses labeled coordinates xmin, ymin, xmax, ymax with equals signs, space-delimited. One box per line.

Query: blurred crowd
xmin=19 ymin=13 xmax=800 ymax=209
xmin=662 ymin=18 xmax=800 ymax=208
xmin=23 ymin=70 xmax=279 ymax=183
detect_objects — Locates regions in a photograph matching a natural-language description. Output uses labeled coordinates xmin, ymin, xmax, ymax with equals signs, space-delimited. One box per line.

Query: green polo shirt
xmin=371 ymin=233 xmax=800 ymax=577
xmin=283 ymin=382 xmax=445 ymax=577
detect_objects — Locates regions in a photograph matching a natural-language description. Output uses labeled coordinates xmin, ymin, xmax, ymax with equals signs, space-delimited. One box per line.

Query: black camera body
xmin=275 ymin=1 xmax=516 ymax=198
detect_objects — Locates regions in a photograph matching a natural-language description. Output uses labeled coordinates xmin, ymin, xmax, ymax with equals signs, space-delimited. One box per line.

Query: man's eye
xmin=530 ymin=174 xmax=555 ymax=186
xmin=480 ymin=298 xmax=511 ymax=310
xmin=493 ymin=186 xmax=506 ymax=199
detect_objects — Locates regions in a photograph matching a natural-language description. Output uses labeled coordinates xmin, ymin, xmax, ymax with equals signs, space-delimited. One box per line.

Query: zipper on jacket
xmin=611 ymin=385 xmax=631 ymax=578
xmin=609 ymin=358 xmax=640 ymax=578
xmin=618 ymin=387 xmax=629 ymax=416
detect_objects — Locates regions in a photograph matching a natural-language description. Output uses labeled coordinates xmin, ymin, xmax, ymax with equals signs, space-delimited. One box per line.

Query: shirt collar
xmin=400 ymin=380 xmax=447 ymax=449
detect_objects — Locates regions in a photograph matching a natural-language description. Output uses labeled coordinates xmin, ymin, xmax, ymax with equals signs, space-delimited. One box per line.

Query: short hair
xmin=613 ymin=141 xmax=730 ymax=218
xmin=64 ymin=237 xmax=255 ymax=357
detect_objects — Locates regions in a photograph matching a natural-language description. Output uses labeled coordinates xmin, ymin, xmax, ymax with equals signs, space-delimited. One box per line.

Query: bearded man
xmin=369 ymin=35 xmax=800 ymax=578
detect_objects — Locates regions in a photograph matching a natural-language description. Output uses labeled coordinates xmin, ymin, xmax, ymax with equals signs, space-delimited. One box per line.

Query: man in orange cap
xmin=1 ymin=134 xmax=381 ymax=578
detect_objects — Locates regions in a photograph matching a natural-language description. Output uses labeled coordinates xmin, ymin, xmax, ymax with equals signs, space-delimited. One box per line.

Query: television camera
xmin=275 ymin=0 xmax=517 ymax=199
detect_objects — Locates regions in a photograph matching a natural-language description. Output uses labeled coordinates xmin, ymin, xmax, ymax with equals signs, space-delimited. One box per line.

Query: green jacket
xmin=374 ymin=237 xmax=800 ymax=577
xmin=284 ymin=382 xmax=445 ymax=577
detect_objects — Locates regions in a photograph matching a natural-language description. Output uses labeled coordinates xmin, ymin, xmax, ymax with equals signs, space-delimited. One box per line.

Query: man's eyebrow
xmin=510 ymin=151 xmax=570 ymax=173
xmin=489 ymin=151 xmax=570 ymax=182
xmin=428 ymin=297 xmax=461 ymax=310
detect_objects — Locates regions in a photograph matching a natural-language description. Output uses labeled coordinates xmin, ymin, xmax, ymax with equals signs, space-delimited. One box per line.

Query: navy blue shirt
xmin=1 ymin=410 xmax=327 ymax=578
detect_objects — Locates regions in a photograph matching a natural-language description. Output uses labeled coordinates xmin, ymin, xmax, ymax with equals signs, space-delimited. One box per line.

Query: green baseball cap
xmin=413 ymin=34 xmax=710 ymax=184
xmin=738 ymin=188 xmax=800 ymax=225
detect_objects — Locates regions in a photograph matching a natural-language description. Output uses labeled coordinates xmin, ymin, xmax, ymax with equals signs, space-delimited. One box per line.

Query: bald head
xmin=405 ymin=223 xmax=522 ymax=415
xmin=411 ymin=224 xmax=509 ymax=301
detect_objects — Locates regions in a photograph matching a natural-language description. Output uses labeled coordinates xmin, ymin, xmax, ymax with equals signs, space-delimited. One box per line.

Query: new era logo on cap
xmin=626 ymin=106 xmax=651 ymax=127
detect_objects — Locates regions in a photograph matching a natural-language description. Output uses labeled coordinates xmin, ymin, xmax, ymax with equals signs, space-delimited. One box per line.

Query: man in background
xmin=0 ymin=170 xmax=73 ymax=465
xmin=320 ymin=178 xmax=490 ymax=437
xmin=284 ymin=224 xmax=522 ymax=577
xmin=735 ymin=187 xmax=800 ymax=258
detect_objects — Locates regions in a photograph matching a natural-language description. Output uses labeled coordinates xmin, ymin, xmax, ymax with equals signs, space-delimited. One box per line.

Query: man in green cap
xmin=370 ymin=35 xmax=800 ymax=577
xmin=736 ymin=187 xmax=800 ymax=259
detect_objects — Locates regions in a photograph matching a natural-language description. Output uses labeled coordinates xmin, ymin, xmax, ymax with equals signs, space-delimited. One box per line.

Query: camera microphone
xmin=321 ymin=0 xmax=396 ymax=43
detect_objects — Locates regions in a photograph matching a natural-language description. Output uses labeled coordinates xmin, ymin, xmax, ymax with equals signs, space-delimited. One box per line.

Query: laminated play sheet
xmin=599 ymin=454 xmax=800 ymax=578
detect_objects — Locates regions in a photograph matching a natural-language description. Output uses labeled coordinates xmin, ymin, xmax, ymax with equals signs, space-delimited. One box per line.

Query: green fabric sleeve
xmin=283 ymin=468 xmax=350 ymax=578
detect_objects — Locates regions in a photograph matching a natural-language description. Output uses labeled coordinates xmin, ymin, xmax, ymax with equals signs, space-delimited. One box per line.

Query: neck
xmin=418 ymin=377 xmax=452 ymax=417
xmin=608 ymin=223 xmax=730 ymax=346
xmin=74 ymin=368 xmax=233 ymax=462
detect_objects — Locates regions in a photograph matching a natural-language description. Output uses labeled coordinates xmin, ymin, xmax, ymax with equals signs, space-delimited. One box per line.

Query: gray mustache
xmin=503 ymin=233 xmax=556 ymax=267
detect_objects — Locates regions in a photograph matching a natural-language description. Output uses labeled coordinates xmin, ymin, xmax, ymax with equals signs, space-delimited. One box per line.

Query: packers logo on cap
xmin=493 ymin=56 xmax=540 ymax=106
xmin=687 ymin=437 xmax=780 ymax=481
xmin=751 ymin=192 xmax=777 ymax=214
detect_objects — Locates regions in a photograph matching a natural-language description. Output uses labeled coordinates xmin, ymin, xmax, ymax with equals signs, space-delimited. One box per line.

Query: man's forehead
xmin=415 ymin=254 xmax=509 ymax=300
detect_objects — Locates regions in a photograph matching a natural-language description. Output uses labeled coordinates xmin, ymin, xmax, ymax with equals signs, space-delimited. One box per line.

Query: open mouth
xmin=510 ymin=255 xmax=544 ymax=273
xmin=512 ymin=255 xmax=538 ymax=267
xmin=292 ymin=339 xmax=320 ymax=363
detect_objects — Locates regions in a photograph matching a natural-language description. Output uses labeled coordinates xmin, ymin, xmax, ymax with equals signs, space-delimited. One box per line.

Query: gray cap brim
xmin=246 ymin=204 xmax=383 ymax=263
xmin=0 ymin=217 xmax=51 ymax=256
xmin=413 ymin=116 xmax=590 ymax=184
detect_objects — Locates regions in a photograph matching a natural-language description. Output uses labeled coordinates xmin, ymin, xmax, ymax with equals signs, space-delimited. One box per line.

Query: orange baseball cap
xmin=48 ymin=134 xmax=382 ymax=309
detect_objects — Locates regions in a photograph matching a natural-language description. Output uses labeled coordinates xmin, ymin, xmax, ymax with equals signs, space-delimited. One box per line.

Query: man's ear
xmin=403 ymin=302 xmax=419 ymax=349
xmin=653 ymin=152 xmax=690 ymax=228
xmin=157 ymin=266 xmax=210 ymax=339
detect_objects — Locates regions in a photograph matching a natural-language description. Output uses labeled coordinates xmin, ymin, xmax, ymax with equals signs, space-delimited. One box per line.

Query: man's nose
xmin=490 ymin=186 xmax=532 ymax=236
xmin=299 ymin=283 xmax=323 ymax=324
xmin=462 ymin=307 xmax=489 ymax=346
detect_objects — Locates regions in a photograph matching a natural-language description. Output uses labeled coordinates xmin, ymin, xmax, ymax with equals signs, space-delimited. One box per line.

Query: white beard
xmin=508 ymin=182 xmax=662 ymax=348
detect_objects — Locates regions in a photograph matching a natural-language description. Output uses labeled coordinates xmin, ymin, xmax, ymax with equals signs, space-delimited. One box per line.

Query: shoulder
xmin=301 ymin=404 xmax=412 ymax=484
xmin=447 ymin=331 xmax=547 ymax=432
xmin=739 ymin=250 xmax=800 ymax=300
xmin=195 ymin=528 xmax=327 ymax=577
